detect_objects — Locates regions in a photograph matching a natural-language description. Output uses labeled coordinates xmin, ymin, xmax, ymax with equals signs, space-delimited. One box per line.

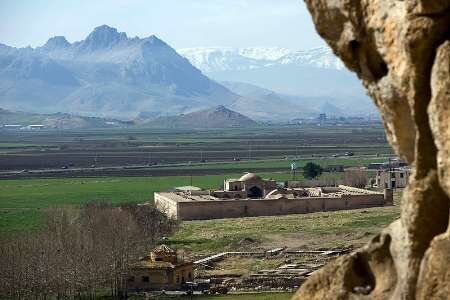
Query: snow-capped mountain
xmin=178 ymin=46 xmax=376 ymax=117
xmin=177 ymin=46 xmax=345 ymax=73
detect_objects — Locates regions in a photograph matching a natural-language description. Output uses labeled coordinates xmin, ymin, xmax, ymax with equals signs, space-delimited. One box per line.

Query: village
xmin=124 ymin=159 xmax=407 ymax=297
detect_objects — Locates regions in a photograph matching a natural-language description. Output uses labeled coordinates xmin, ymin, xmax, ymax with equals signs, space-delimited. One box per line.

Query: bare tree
xmin=344 ymin=169 xmax=368 ymax=188
xmin=0 ymin=202 xmax=178 ymax=299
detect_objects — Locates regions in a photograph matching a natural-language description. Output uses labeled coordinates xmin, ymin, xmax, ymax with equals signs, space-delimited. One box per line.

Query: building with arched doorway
xmin=154 ymin=172 xmax=391 ymax=220
xmin=218 ymin=173 xmax=277 ymax=199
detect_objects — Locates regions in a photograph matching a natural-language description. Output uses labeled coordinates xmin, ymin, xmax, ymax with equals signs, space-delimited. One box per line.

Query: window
xmin=188 ymin=272 xmax=192 ymax=279
xmin=142 ymin=276 xmax=149 ymax=283
xmin=400 ymin=173 xmax=404 ymax=178
xmin=176 ymin=275 xmax=180 ymax=283
xmin=128 ymin=276 xmax=135 ymax=282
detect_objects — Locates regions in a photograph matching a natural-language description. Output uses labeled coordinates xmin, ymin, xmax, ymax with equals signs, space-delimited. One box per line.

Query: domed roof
xmin=239 ymin=172 xmax=262 ymax=182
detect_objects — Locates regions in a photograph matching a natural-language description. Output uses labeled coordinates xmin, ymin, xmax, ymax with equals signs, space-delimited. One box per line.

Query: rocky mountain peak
xmin=213 ymin=105 xmax=228 ymax=113
xmin=80 ymin=25 xmax=128 ymax=51
xmin=43 ymin=36 xmax=70 ymax=50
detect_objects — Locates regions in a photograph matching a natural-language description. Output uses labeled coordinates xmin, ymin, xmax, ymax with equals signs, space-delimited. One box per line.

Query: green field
xmin=0 ymin=172 xmax=297 ymax=232
xmin=0 ymin=164 xmax=399 ymax=236
xmin=0 ymin=172 xmax=302 ymax=209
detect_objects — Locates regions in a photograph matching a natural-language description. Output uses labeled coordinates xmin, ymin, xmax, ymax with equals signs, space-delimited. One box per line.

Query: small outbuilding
xmin=127 ymin=244 xmax=193 ymax=291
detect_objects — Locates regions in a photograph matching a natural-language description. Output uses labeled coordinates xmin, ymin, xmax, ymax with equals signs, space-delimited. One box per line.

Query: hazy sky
xmin=0 ymin=0 xmax=325 ymax=50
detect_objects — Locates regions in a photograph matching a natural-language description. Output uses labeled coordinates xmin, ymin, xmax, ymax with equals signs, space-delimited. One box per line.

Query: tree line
xmin=0 ymin=202 xmax=178 ymax=299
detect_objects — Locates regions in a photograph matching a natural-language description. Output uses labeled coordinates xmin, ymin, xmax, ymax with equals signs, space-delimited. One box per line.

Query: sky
xmin=0 ymin=0 xmax=325 ymax=50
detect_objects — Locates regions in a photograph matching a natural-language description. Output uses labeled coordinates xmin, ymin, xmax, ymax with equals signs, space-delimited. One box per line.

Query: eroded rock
xmin=295 ymin=1 xmax=450 ymax=299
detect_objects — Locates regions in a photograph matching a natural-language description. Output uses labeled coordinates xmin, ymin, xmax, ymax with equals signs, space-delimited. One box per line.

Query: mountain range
xmin=178 ymin=47 xmax=376 ymax=115
xmin=0 ymin=25 xmax=238 ymax=119
xmin=177 ymin=47 xmax=345 ymax=72
xmin=0 ymin=25 xmax=377 ymax=122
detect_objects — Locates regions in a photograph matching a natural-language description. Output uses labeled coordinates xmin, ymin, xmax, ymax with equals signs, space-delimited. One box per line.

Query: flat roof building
xmin=127 ymin=244 xmax=193 ymax=291
xmin=376 ymin=167 xmax=410 ymax=189
xmin=155 ymin=173 xmax=391 ymax=220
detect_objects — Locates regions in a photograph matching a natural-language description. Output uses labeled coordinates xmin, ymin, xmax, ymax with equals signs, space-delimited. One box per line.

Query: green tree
xmin=303 ymin=162 xmax=323 ymax=179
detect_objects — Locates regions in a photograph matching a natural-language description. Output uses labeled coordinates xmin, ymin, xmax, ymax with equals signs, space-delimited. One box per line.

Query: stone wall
xmin=294 ymin=1 xmax=450 ymax=299
xmin=155 ymin=192 xmax=386 ymax=221
xmin=155 ymin=193 xmax=179 ymax=219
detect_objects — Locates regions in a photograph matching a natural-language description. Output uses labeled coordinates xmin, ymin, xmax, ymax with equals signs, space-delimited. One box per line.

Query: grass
xmin=168 ymin=206 xmax=400 ymax=254
xmin=0 ymin=209 xmax=45 ymax=233
xmin=0 ymin=172 xmax=301 ymax=209
xmin=0 ymin=166 xmax=401 ymax=253
xmin=132 ymin=292 xmax=294 ymax=300
xmin=0 ymin=172 xmax=295 ymax=232
xmin=193 ymin=292 xmax=294 ymax=300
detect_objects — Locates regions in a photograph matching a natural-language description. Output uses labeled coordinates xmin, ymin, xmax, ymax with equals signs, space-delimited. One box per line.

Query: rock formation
xmin=294 ymin=1 xmax=450 ymax=299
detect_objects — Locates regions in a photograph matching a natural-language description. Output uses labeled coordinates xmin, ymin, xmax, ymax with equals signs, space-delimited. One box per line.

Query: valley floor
xmin=0 ymin=126 xmax=399 ymax=298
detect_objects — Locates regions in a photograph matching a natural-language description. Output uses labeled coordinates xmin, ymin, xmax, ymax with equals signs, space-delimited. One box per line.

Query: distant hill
xmin=141 ymin=105 xmax=257 ymax=128
xmin=221 ymin=81 xmax=377 ymax=120
xmin=0 ymin=108 xmax=130 ymax=129
xmin=222 ymin=81 xmax=318 ymax=121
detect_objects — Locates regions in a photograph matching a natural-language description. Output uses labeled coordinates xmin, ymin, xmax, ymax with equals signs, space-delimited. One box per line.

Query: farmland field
xmin=0 ymin=172 xmax=302 ymax=232
xmin=0 ymin=124 xmax=391 ymax=172
xmin=0 ymin=125 xmax=399 ymax=299
xmin=0 ymin=124 xmax=394 ymax=233
xmin=0 ymin=172 xmax=401 ymax=243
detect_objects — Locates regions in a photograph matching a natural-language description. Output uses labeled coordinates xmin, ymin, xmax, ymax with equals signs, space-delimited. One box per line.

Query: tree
xmin=0 ymin=202 xmax=179 ymax=299
xmin=344 ymin=169 xmax=368 ymax=188
xmin=303 ymin=162 xmax=323 ymax=179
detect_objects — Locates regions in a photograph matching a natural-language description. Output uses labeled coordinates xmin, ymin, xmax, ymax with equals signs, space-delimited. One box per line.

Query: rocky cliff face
xmin=295 ymin=1 xmax=450 ymax=299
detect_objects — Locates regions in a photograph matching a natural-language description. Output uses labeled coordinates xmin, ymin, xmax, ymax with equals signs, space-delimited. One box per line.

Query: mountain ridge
xmin=177 ymin=46 xmax=345 ymax=73
xmin=0 ymin=25 xmax=377 ymax=121
xmin=0 ymin=25 xmax=240 ymax=119
xmin=178 ymin=46 xmax=377 ymax=116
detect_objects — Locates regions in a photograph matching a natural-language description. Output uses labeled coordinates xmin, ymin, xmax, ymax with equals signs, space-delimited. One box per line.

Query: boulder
xmin=295 ymin=1 xmax=450 ymax=299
